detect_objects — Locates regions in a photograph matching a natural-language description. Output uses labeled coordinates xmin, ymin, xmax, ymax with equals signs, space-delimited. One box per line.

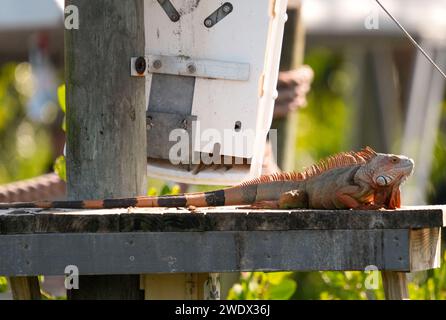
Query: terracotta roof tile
xmin=0 ymin=173 xmax=66 ymax=202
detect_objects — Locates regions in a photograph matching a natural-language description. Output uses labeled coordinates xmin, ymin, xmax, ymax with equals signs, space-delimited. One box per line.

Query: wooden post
xmin=380 ymin=227 xmax=442 ymax=300
xmin=9 ymin=276 xmax=41 ymax=300
xmin=65 ymin=0 xmax=146 ymax=299
xmin=144 ymin=274 xmax=210 ymax=300
xmin=381 ymin=272 xmax=409 ymax=300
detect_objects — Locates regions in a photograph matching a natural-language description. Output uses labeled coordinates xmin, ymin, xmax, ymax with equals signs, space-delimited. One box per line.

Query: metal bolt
xmin=222 ymin=3 xmax=232 ymax=14
xmin=204 ymin=19 xmax=213 ymax=28
xmin=153 ymin=59 xmax=162 ymax=69
xmin=187 ymin=63 xmax=196 ymax=74
xmin=147 ymin=116 xmax=153 ymax=130
xmin=134 ymin=56 xmax=146 ymax=75
xmin=170 ymin=13 xmax=180 ymax=22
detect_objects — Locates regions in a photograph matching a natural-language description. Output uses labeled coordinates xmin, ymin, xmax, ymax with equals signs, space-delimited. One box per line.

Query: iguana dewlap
xmin=0 ymin=147 xmax=414 ymax=210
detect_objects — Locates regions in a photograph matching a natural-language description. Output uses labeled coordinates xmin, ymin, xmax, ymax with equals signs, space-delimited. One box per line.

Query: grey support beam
xmin=1 ymin=206 xmax=443 ymax=277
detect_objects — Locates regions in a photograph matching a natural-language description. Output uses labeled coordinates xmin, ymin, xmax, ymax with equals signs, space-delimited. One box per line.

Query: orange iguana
xmin=0 ymin=147 xmax=413 ymax=210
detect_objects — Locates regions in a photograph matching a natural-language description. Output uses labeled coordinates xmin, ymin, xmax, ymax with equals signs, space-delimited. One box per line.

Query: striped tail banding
xmin=0 ymin=180 xmax=297 ymax=209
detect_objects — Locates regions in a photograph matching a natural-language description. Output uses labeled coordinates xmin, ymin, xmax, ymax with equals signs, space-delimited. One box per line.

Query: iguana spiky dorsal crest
xmin=301 ymin=146 xmax=377 ymax=178
xmin=241 ymin=147 xmax=377 ymax=186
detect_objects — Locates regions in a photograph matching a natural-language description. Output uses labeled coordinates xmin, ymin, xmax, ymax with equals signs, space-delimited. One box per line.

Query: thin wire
xmin=375 ymin=0 xmax=446 ymax=80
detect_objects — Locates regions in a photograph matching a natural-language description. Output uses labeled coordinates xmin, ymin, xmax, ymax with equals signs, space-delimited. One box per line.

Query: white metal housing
xmin=143 ymin=0 xmax=288 ymax=185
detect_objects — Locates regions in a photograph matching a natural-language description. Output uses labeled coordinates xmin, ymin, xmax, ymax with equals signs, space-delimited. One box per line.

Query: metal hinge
xmin=131 ymin=55 xmax=250 ymax=81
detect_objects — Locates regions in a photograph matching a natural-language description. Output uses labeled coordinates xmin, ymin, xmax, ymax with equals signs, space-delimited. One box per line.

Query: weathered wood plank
xmin=409 ymin=228 xmax=442 ymax=272
xmin=0 ymin=229 xmax=412 ymax=276
xmin=0 ymin=210 xmax=36 ymax=234
xmin=0 ymin=206 xmax=444 ymax=234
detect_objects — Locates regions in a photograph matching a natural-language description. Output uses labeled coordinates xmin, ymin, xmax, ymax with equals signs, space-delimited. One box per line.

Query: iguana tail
xmin=0 ymin=178 xmax=302 ymax=209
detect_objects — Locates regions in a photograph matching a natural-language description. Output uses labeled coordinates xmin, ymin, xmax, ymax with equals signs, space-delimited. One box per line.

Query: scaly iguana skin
xmin=0 ymin=147 xmax=413 ymax=210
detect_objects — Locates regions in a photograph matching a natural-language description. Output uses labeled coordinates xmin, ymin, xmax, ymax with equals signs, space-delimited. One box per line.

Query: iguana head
xmin=365 ymin=152 xmax=414 ymax=188
xmin=358 ymin=151 xmax=414 ymax=209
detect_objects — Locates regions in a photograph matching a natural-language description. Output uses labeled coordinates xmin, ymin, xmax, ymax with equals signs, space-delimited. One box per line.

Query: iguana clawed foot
xmin=241 ymin=190 xmax=309 ymax=209
xmin=356 ymin=203 xmax=385 ymax=210
xmin=241 ymin=201 xmax=280 ymax=209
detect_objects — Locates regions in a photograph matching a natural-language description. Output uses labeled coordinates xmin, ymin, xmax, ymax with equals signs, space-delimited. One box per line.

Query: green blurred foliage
xmin=0 ymin=62 xmax=53 ymax=184
xmin=292 ymin=271 xmax=384 ymax=300
xmin=57 ymin=85 xmax=66 ymax=114
xmin=227 ymin=272 xmax=297 ymax=300
xmin=54 ymin=84 xmax=66 ymax=181
xmin=408 ymin=251 xmax=446 ymax=300
xmin=147 ymin=178 xmax=181 ymax=196
xmin=0 ymin=277 xmax=7 ymax=293
xmin=57 ymin=84 xmax=66 ymax=131
xmin=295 ymin=47 xmax=354 ymax=169
xmin=53 ymin=155 xmax=66 ymax=181
xmin=428 ymin=102 xmax=446 ymax=204
xmin=0 ymin=62 xmax=57 ymax=294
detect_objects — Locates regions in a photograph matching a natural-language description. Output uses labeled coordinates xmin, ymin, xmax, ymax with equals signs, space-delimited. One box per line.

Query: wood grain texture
xmin=65 ymin=0 xmax=146 ymax=300
xmin=1 ymin=208 xmax=442 ymax=278
xmin=9 ymin=276 xmax=41 ymax=300
xmin=409 ymin=228 xmax=441 ymax=271
xmin=65 ymin=0 xmax=147 ymax=200
xmin=0 ymin=206 xmax=444 ymax=234
xmin=382 ymin=271 xmax=409 ymax=300
xmin=0 ymin=229 xmax=412 ymax=276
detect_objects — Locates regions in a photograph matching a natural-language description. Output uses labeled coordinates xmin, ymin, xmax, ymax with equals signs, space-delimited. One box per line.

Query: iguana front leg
xmin=335 ymin=185 xmax=380 ymax=209
xmin=344 ymin=182 xmax=401 ymax=210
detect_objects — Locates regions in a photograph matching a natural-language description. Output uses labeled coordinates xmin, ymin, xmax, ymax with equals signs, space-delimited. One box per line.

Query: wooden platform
xmin=0 ymin=206 xmax=444 ymax=276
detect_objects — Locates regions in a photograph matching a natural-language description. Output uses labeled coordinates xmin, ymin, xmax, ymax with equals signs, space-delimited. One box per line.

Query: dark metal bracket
xmin=157 ymin=0 xmax=180 ymax=22
xmin=204 ymin=2 xmax=233 ymax=28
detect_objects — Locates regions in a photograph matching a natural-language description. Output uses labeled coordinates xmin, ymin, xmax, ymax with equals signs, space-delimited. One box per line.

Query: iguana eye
xmin=376 ymin=176 xmax=388 ymax=186
xmin=391 ymin=157 xmax=399 ymax=163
